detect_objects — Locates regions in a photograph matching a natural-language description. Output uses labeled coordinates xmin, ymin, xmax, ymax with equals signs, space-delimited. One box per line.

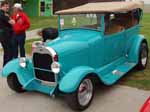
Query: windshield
xmin=59 ymin=14 xmax=102 ymax=31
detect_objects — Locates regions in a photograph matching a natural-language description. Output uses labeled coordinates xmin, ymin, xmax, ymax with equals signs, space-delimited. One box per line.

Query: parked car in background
xmin=2 ymin=1 xmax=148 ymax=111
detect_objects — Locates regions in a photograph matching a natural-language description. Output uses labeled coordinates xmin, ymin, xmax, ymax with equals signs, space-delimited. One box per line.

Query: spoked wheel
xmin=78 ymin=78 xmax=93 ymax=107
xmin=136 ymin=42 xmax=148 ymax=70
xmin=7 ymin=74 xmax=26 ymax=93
xmin=65 ymin=76 xmax=94 ymax=111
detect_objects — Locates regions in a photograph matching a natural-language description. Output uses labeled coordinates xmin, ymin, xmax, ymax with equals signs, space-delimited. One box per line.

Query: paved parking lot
xmin=0 ymin=76 xmax=150 ymax=112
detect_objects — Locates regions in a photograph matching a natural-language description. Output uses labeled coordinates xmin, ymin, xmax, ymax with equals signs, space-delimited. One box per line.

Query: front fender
xmin=2 ymin=58 xmax=35 ymax=86
xmin=128 ymin=35 xmax=147 ymax=63
xmin=59 ymin=66 xmax=97 ymax=93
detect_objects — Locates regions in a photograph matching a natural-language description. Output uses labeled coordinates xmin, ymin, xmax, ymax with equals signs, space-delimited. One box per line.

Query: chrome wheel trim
xmin=78 ymin=78 xmax=93 ymax=106
xmin=141 ymin=48 xmax=148 ymax=66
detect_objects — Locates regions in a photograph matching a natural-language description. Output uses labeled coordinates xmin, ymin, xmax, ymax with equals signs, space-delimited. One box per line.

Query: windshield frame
xmin=57 ymin=13 xmax=105 ymax=33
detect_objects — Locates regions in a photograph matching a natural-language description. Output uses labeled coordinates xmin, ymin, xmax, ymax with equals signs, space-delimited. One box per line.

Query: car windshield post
xmin=58 ymin=15 xmax=61 ymax=33
xmin=100 ymin=14 xmax=105 ymax=36
xmin=139 ymin=9 xmax=143 ymax=21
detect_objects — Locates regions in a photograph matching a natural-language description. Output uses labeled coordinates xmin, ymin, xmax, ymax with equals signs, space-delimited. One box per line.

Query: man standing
xmin=12 ymin=3 xmax=30 ymax=58
xmin=0 ymin=1 xmax=15 ymax=66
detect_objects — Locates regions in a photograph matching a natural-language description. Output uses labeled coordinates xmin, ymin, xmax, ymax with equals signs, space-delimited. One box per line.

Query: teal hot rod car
xmin=2 ymin=1 xmax=149 ymax=110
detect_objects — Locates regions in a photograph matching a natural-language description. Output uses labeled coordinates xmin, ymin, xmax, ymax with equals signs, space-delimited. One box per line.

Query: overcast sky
xmin=135 ymin=0 xmax=150 ymax=4
xmin=143 ymin=0 xmax=150 ymax=4
xmin=127 ymin=0 xmax=150 ymax=4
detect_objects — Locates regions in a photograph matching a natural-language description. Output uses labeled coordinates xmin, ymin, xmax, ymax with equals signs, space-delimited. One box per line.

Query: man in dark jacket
xmin=0 ymin=1 xmax=15 ymax=66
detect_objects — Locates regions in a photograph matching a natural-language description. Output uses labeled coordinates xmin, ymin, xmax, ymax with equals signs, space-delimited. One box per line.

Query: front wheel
xmin=136 ymin=42 xmax=148 ymax=70
xmin=7 ymin=74 xmax=26 ymax=93
xmin=65 ymin=77 xmax=94 ymax=111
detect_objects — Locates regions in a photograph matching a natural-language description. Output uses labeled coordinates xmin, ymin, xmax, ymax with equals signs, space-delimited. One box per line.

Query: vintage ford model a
xmin=2 ymin=1 xmax=148 ymax=110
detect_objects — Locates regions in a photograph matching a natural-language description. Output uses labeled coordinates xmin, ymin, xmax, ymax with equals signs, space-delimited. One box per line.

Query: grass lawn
xmin=25 ymin=38 xmax=41 ymax=55
xmin=29 ymin=16 xmax=57 ymax=30
xmin=25 ymin=13 xmax=150 ymax=90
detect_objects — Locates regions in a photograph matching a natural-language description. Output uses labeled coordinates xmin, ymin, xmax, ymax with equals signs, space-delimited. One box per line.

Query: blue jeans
xmin=13 ymin=33 xmax=26 ymax=58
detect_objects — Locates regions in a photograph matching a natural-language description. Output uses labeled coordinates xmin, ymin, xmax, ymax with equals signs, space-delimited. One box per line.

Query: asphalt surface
xmin=0 ymin=76 xmax=150 ymax=112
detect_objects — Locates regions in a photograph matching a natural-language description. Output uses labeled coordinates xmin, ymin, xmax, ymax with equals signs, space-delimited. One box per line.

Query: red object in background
xmin=140 ymin=97 xmax=150 ymax=112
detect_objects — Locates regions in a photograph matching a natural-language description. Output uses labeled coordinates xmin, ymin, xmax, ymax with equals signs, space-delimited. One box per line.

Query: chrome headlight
xmin=19 ymin=57 xmax=26 ymax=68
xmin=51 ymin=62 xmax=60 ymax=74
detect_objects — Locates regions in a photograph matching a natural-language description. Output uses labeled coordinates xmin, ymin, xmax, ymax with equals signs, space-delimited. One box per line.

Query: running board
xmin=100 ymin=62 xmax=136 ymax=85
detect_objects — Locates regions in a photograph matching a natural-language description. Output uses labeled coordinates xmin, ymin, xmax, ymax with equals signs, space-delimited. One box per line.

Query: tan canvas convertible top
xmin=56 ymin=1 xmax=144 ymax=14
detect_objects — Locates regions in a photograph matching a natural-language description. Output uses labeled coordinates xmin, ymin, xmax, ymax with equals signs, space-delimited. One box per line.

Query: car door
xmin=103 ymin=13 xmax=127 ymax=65
xmin=104 ymin=31 xmax=126 ymax=64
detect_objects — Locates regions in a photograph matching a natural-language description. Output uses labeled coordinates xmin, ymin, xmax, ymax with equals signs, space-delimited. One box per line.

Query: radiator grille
xmin=33 ymin=53 xmax=55 ymax=82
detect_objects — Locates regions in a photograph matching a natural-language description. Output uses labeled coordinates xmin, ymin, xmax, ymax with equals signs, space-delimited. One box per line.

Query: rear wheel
xmin=65 ymin=76 xmax=94 ymax=111
xmin=7 ymin=74 xmax=26 ymax=93
xmin=136 ymin=42 xmax=148 ymax=70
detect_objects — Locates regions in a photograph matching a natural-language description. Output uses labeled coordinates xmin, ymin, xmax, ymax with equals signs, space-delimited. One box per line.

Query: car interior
xmin=105 ymin=9 xmax=141 ymax=35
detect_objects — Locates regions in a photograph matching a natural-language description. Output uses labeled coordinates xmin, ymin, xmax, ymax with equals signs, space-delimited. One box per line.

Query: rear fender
xmin=128 ymin=35 xmax=147 ymax=63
